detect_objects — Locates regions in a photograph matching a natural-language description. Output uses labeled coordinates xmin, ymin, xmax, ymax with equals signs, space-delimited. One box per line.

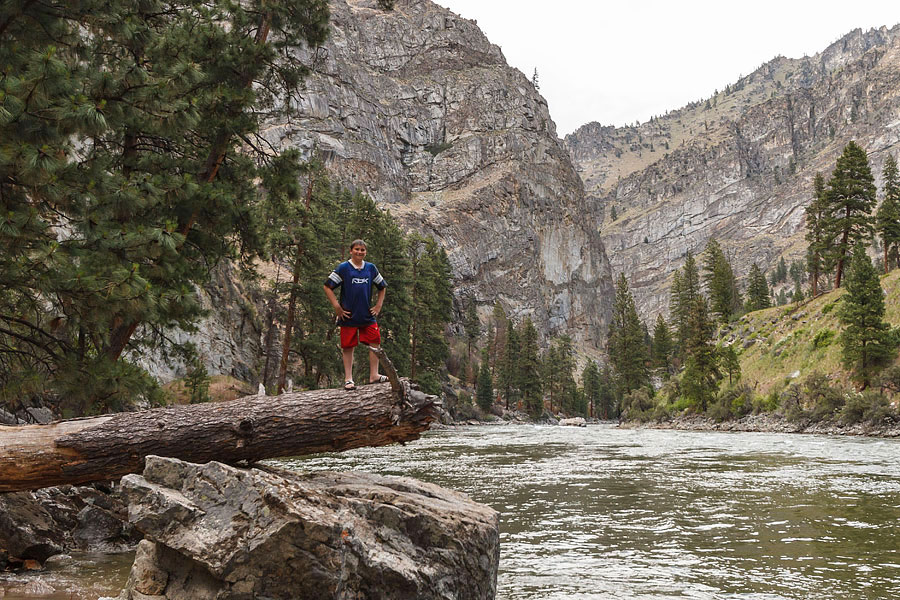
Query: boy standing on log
xmin=324 ymin=239 xmax=388 ymax=390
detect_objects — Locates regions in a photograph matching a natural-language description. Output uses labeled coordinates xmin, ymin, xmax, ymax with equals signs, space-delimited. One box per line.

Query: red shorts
xmin=340 ymin=323 xmax=381 ymax=349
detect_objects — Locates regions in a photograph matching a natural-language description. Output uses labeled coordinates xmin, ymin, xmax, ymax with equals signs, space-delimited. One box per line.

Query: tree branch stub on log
xmin=0 ymin=378 xmax=440 ymax=493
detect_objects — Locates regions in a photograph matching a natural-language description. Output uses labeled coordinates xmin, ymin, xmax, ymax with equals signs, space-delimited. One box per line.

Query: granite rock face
xmin=115 ymin=456 xmax=500 ymax=600
xmin=268 ymin=0 xmax=614 ymax=347
xmin=566 ymin=26 xmax=900 ymax=318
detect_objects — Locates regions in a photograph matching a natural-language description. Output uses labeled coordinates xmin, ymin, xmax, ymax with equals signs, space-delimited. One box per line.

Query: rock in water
xmin=115 ymin=456 xmax=499 ymax=599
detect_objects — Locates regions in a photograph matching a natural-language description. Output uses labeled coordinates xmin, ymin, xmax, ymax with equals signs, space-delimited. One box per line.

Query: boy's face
xmin=350 ymin=244 xmax=367 ymax=262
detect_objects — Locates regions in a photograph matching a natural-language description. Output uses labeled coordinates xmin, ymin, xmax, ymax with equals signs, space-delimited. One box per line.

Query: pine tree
xmin=702 ymin=239 xmax=741 ymax=322
xmin=826 ymin=141 xmax=877 ymax=288
xmin=582 ymin=360 xmax=601 ymax=418
xmin=671 ymin=252 xmax=702 ymax=359
xmin=651 ymin=314 xmax=673 ymax=372
xmin=405 ymin=234 xmax=452 ymax=394
xmin=476 ymin=350 xmax=494 ymax=412
xmin=498 ymin=325 xmax=520 ymax=409
xmin=838 ymin=244 xmax=898 ymax=388
xmin=518 ymin=318 xmax=543 ymax=418
xmin=671 ymin=256 xmax=719 ymax=410
xmin=544 ymin=336 xmax=577 ymax=414
xmin=806 ymin=172 xmax=831 ymax=296
xmin=0 ymin=0 xmax=330 ymax=414
xmin=719 ymin=345 xmax=741 ymax=387
xmin=744 ymin=263 xmax=771 ymax=312
xmin=875 ymin=155 xmax=900 ymax=272
xmin=607 ymin=274 xmax=649 ymax=397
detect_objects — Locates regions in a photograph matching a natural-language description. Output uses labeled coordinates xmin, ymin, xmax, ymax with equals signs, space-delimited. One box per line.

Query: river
xmin=2 ymin=424 xmax=898 ymax=599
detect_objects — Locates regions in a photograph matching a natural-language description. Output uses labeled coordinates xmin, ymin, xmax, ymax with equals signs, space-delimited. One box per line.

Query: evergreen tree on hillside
xmin=744 ymin=263 xmax=771 ymax=312
xmin=0 ymin=0 xmax=330 ymax=414
xmin=875 ymin=155 xmax=900 ymax=272
xmin=597 ymin=364 xmax=616 ymax=420
xmin=498 ymin=324 xmax=520 ymax=409
xmin=702 ymin=239 xmax=741 ymax=322
xmin=672 ymin=258 xmax=719 ymax=411
xmin=582 ymin=360 xmax=601 ymax=418
xmin=671 ymin=252 xmax=702 ymax=360
xmin=544 ymin=336 xmax=577 ymax=414
xmin=651 ymin=314 xmax=674 ymax=373
xmin=476 ymin=350 xmax=494 ymax=412
xmin=405 ymin=234 xmax=452 ymax=394
xmin=806 ymin=172 xmax=830 ymax=297
xmin=838 ymin=244 xmax=898 ymax=388
xmin=518 ymin=318 xmax=543 ymax=418
xmin=607 ymin=274 xmax=649 ymax=396
xmin=488 ymin=302 xmax=508 ymax=380
xmin=826 ymin=141 xmax=877 ymax=288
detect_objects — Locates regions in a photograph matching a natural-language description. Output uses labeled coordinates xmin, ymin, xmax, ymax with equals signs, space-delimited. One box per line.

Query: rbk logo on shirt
xmin=352 ymin=278 xmax=369 ymax=284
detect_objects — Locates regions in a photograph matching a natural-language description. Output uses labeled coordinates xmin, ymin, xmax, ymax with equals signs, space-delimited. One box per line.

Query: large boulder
xmin=115 ymin=456 xmax=499 ymax=600
xmin=0 ymin=484 xmax=136 ymax=564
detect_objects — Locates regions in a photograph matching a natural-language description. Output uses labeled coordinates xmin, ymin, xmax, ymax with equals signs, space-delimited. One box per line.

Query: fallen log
xmin=0 ymin=379 xmax=440 ymax=493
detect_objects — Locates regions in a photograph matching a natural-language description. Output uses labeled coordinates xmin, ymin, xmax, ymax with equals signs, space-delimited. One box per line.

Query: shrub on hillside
xmin=802 ymin=372 xmax=846 ymax=421
xmin=811 ymin=329 xmax=836 ymax=349
xmin=622 ymin=388 xmax=656 ymax=423
xmin=840 ymin=390 xmax=897 ymax=425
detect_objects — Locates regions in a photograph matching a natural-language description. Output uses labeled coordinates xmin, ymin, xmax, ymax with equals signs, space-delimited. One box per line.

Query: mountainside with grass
xmin=722 ymin=269 xmax=900 ymax=395
xmin=566 ymin=25 xmax=900 ymax=319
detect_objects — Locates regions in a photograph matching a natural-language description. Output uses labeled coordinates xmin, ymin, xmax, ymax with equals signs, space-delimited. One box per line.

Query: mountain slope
xmin=566 ymin=26 xmax=900 ymax=318
xmin=265 ymin=0 xmax=614 ymax=347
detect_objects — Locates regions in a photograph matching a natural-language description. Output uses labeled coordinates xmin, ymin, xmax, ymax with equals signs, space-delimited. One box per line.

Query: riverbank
xmin=438 ymin=411 xmax=900 ymax=437
xmin=618 ymin=413 xmax=900 ymax=437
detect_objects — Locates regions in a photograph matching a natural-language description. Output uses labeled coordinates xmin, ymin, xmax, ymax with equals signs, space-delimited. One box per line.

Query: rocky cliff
xmin=266 ymin=0 xmax=614 ymax=347
xmin=566 ymin=26 xmax=900 ymax=318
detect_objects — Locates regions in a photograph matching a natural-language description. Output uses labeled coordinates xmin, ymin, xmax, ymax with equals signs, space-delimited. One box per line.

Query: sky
xmin=436 ymin=1 xmax=900 ymax=136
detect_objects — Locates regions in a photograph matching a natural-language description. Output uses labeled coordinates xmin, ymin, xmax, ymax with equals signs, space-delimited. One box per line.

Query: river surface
xmin=2 ymin=425 xmax=899 ymax=599
xmin=282 ymin=425 xmax=900 ymax=600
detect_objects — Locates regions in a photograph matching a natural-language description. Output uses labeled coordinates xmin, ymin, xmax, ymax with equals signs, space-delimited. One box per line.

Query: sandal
xmin=370 ymin=375 xmax=388 ymax=384
xmin=344 ymin=380 xmax=356 ymax=390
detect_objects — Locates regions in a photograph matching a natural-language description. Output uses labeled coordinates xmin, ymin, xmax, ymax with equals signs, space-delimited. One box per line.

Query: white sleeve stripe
xmin=373 ymin=274 xmax=384 ymax=284
xmin=328 ymin=272 xmax=341 ymax=284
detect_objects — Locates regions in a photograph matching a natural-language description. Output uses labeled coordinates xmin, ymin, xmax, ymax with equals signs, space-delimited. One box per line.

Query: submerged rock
xmin=114 ymin=456 xmax=500 ymax=600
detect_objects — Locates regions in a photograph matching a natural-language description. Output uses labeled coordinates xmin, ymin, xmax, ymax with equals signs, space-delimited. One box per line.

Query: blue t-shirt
xmin=325 ymin=261 xmax=387 ymax=326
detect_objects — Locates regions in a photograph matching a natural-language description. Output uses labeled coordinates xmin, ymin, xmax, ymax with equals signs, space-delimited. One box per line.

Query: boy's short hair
xmin=350 ymin=239 xmax=367 ymax=250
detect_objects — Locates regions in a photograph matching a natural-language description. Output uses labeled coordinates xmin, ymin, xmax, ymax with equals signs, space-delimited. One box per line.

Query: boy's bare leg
xmin=368 ymin=346 xmax=381 ymax=383
xmin=342 ymin=347 xmax=355 ymax=382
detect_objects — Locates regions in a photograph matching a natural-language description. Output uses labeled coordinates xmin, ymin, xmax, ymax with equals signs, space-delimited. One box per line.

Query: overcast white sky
xmin=437 ymin=1 xmax=900 ymax=136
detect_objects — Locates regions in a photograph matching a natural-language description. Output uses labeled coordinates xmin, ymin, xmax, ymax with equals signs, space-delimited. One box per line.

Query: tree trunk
xmin=276 ymin=244 xmax=303 ymax=394
xmin=0 ymin=379 xmax=439 ymax=493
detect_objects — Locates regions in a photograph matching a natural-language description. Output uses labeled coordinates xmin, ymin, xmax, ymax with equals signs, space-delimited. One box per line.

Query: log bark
xmin=0 ymin=380 xmax=439 ymax=493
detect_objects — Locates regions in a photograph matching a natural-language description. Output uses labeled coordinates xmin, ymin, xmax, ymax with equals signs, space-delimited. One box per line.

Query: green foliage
xmin=518 ymin=318 xmax=543 ymax=418
xmin=650 ymin=314 xmax=673 ymax=372
xmin=744 ymin=263 xmax=772 ymax=312
xmin=476 ymin=350 xmax=494 ymax=412
xmin=0 ymin=0 xmax=330 ymax=414
xmin=621 ymin=387 xmax=656 ymax=423
xmin=702 ymin=239 xmax=742 ymax=322
xmin=607 ymin=273 xmax=649 ymax=396
xmin=838 ymin=244 xmax=898 ymax=387
xmin=185 ymin=356 xmax=211 ymax=405
xmin=806 ymin=172 xmax=830 ymax=297
xmin=811 ymin=328 xmax=836 ymax=349
xmin=543 ymin=335 xmax=578 ymax=414
xmin=719 ymin=345 xmax=741 ymax=386
xmin=581 ymin=360 xmax=601 ymax=417
xmin=825 ymin=141 xmax=877 ymax=287
xmin=839 ymin=390 xmax=897 ymax=425
xmin=876 ymin=154 xmax=900 ymax=272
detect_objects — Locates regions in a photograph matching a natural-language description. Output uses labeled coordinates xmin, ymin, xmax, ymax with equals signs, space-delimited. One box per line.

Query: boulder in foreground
xmin=113 ymin=456 xmax=499 ymax=600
